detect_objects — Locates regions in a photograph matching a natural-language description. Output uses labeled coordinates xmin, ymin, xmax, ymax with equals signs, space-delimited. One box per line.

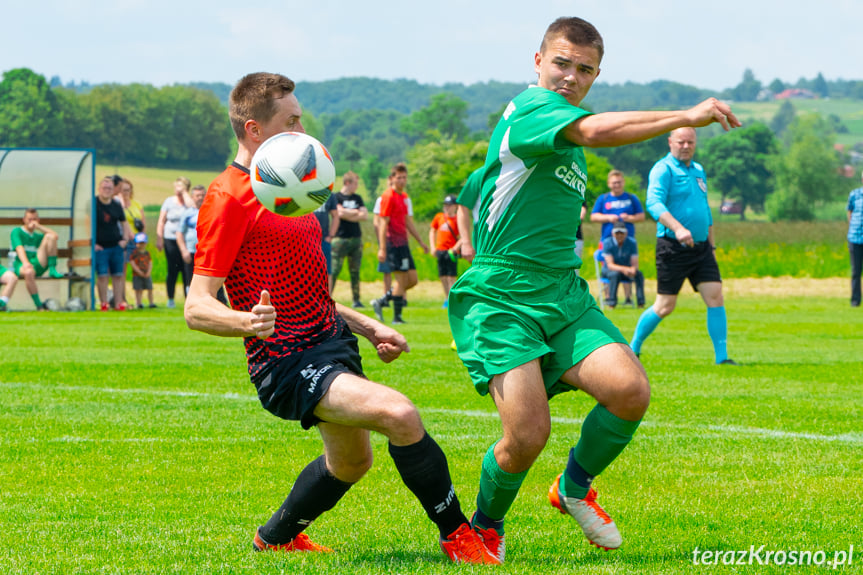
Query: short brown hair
xmin=229 ymin=73 xmax=296 ymax=140
xmin=390 ymin=162 xmax=408 ymax=177
xmin=540 ymin=17 xmax=604 ymax=62
xmin=342 ymin=171 xmax=358 ymax=184
xmin=607 ymin=169 xmax=624 ymax=180
xmin=24 ymin=208 xmax=38 ymax=217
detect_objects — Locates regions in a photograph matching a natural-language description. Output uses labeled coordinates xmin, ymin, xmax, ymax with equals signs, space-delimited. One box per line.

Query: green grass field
xmin=2 ymin=286 xmax=861 ymax=574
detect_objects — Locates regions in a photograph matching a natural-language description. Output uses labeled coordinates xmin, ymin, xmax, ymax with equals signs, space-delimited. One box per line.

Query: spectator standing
xmin=95 ymin=177 xmax=132 ymax=311
xmin=601 ymin=221 xmax=645 ymax=308
xmin=330 ymin=172 xmax=367 ymax=306
xmin=848 ymin=172 xmax=863 ymax=307
xmin=156 ymin=177 xmax=193 ymax=308
xmin=176 ymin=185 xmax=207 ymax=297
xmin=371 ymin=163 xmax=429 ymax=324
xmin=630 ymin=128 xmax=737 ymax=364
xmin=119 ymin=178 xmax=145 ymax=235
xmin=590 ymin=170 xmax=645 ymax=241
xmin=129 ymin=232 xmax=156 ymax=309
xmin=11 ymin=208 xmax=64 ymax=310
xmin=429 ymin=195 xmax=461 ymax=307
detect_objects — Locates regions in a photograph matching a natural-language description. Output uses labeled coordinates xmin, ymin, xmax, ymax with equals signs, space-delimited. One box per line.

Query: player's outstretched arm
xmin=566 ymin=98 xmax=741 ymax=148
xmin=336 ymin=303 xmax=410 ymax=363
xmin=185 ymin=275 xmax=275 ymax=339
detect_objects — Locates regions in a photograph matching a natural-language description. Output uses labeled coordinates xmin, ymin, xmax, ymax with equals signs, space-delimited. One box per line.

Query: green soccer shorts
xmin=13 ymin=259 xmax=48 ymax=277
xmin=448 ymin=255 xmax=627 ymax=397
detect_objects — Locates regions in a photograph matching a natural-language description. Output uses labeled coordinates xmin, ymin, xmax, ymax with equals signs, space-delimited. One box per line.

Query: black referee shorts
xmin=655 ymin=236 xmax=722 ymax=295
xmin=252 ymin=321 xmax=364 ymax=429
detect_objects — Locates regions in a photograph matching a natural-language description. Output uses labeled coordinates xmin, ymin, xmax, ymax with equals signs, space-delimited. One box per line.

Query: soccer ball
xmin=250 ymin=132 xmax=335 ymax=217
xmin=65 ymin=297 xmax=85 ymax=312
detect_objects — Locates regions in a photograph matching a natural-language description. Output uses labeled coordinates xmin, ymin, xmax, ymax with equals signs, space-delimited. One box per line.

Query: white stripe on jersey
xmin=485 ymin=127 xmax=535 ymax=232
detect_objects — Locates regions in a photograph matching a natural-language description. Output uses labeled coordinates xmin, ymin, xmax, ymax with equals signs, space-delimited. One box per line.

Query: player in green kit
xmin=448 ymin=17 xmax=740 ymax=562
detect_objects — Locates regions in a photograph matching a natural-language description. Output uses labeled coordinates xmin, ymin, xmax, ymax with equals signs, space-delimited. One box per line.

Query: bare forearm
xmin=567 ymin=110 xmax=689 ymax=148
xmin=658 ymin=212 xmax=686 ymax=235
xmin=336 ymin=303 xmax=378 ymax=340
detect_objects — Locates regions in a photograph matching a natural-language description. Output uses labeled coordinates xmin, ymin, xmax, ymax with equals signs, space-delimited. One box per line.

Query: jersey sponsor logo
xmin=554 ymin=160 xmax=587 ymax=198
xmin=300 ymin=363 xmax=334 ymax=395
xmin=604 ymin=198 xmax=633 ymax=210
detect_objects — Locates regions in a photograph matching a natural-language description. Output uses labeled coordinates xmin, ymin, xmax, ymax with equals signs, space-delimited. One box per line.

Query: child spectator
xmin=129 ymin=232 xmax=156 ymax=309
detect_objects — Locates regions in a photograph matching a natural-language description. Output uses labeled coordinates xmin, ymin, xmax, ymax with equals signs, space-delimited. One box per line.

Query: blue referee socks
xmin=707 ymin=306 xmax=729 ymax=364
xmin=630 ymin=307 xmax=662 ymax=355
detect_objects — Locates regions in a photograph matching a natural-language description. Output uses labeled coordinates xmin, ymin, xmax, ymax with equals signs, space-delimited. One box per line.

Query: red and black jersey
xmin=379 ymin=188 xmax=410 ymax=247
xmin=195 ymin=163 xmax=340 ymax=379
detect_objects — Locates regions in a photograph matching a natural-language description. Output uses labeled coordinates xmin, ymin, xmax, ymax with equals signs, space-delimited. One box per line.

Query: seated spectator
xmin=601 ymin=221 xmax=645 ymax=309
xmin=0 ymin=264 xmax=18 ymax=311
xmin=11 ymin=208 xmax=64 ymax=310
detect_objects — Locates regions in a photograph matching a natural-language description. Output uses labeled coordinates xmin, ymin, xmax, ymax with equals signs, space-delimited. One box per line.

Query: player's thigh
xmin=560 ymin=343 xmax=649 ymax=420
xmin=314 ymin=371 xmax=423 ymax=442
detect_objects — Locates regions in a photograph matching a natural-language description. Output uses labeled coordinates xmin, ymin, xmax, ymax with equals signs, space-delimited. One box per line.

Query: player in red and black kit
xmin=184 ymin=72 xmax=498 ymax=564
xmin=371 ymin=162 xmax=429 ymax=324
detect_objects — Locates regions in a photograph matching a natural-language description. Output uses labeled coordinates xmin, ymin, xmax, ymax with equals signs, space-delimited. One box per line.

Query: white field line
xmin=3 ymin=382 xmax=863 ymax=446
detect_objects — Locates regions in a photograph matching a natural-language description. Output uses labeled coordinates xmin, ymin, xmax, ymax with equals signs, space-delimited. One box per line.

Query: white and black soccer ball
xmin=43 ymin=298 xmax=61 ymax=311
xmin=65 ymin=297 xmax=85 ymax=312
xmin=250 ymin=132 xmax=335 ymax=217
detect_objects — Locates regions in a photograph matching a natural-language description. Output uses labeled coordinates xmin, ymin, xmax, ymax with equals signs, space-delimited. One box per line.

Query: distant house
xmin=774 ymin=88 xmax=816 ymax=100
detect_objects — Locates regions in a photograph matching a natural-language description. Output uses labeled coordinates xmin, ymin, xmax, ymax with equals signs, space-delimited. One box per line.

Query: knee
xmin=501 ymin=423 xmax=550 ymax=466
xmin=654 ymin=301 xmax=675 ymax=317
xmin=381 ymin=399 xmax=424 ymax=443
xmin=329 ymin=448 xmax=373 ymax=483
xmin=613 ymin=371 xmax=651 ymax=421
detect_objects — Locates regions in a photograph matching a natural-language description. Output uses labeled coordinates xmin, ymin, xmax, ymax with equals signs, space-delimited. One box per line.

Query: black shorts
xmin=655 ymin=236 xmax=722 ymax=295
xmin=435 ymin=250 xmax=458 ymax=277
xmin=386 ymin=244 xmax=415 ymax=272
xmin=252 ymin=321 xmax=364 ymax=429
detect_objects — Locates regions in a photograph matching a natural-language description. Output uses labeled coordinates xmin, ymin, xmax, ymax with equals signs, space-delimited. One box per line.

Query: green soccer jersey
xmin=10 ymin=227 xmax=43 ymax=265
xmin=476 ymin=86 xmax=591 ymax=269
xmin=457 ymin=167 xmax=484 ymax=225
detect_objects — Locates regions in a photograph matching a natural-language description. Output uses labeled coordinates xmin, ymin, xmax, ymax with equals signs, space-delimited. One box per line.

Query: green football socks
xmin=475 ymin=442 xmax=528 ymax=529
xmin=563 ymin=404 xmax=642 ymax=499
xmin=48 ymin=256 xmax=63 ymax=278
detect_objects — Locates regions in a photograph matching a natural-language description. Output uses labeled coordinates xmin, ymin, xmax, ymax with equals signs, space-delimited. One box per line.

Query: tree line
xmin=1 ymin=68 xmax=232 ymax=167
xmin=3 ymin=67 xmax=860 ymax=221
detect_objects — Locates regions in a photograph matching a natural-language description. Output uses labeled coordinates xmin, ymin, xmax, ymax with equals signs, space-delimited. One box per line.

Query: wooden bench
xmin=1 ymin=216 xmax=92 ymax=310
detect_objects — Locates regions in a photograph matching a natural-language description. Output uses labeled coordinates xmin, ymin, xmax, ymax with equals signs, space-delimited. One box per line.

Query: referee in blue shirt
xmin=848 ymin=173 xmax=863 ymax=307
xmin=630 ymin=127 xmax=737 ymax=365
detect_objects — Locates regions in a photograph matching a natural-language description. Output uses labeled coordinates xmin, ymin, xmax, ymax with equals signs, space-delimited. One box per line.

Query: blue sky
xmin=2 ymin=0 xmax=860 ymax=92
